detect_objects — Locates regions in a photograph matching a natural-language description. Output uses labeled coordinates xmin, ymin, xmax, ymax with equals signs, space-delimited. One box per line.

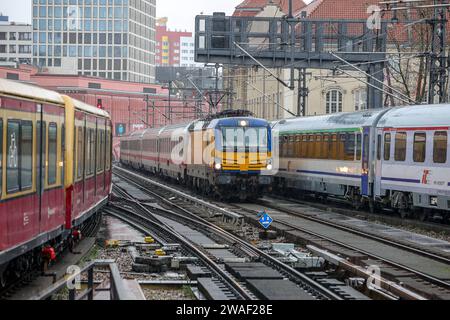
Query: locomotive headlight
xmin=215 ymin=163 xmax=222 ymax=170
xmin=240 ymin=120 xmax=248 ymax=127
xmin=266 ymin=159 xmax=273 ymax=170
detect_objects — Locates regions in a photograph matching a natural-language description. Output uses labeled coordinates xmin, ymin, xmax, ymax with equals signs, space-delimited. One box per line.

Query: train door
xmin=36 ymin=104 xmax=45 ymax=234
xmin=73 ymin=111 xmax=86 ymax=218
xmin=96 ymin=118 xmax=105 ymax=201
xmin=103 ymin=121 xmax=107 ymax=194
xmin=40 ymin=103 xmax=65 ymax=232
xmin=3 ymin=101 xmax=40 ymax=245
xmin=82 ymin=114 xmax=87 ymax=208
xmin=105 ymin=122 xmax=112 ymax=192
xmin=361 ymin=127 xmax=371 ymax=196
xmin=374 ymin=128 xmax=384 ymax=197
xmin=85 ymin=115 xmax=96 ymax=206
xmin=94 ymin=118 xmax=98 ymax=198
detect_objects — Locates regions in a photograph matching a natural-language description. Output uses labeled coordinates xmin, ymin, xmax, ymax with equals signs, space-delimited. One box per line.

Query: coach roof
xmin=274 ymin=109 xmax=387 ymax=134
xmin=0 ymin=78 xmax=64 ymax=105
xmin=68 ymin=96 xmax=110 ymax=118
xmin=377 ymin=104 xmax=450 ymax=129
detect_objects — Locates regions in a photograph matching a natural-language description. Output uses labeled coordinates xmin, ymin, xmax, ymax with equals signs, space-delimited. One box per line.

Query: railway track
xmin=229 ymin=200 xmax=450 ymax=298
xmin=112 ymin=166 xmax=346 ymax=300
xmin=107 ymin=185 xmax=255 ymax=300
xmin=114 ymin=165 xmax=450 ymax=300
xmin=0 ymin=213 xmax=103 ymax=300
xmin=270 ymin=193 xmax=450 ymax=235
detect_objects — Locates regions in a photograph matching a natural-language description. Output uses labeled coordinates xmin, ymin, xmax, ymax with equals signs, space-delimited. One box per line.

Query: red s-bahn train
xmin=0 ymin=78 xmax=112 ymax=286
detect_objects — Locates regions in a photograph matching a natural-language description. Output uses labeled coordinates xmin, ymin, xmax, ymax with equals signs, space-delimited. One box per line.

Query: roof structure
xmin=300 ymin=0 xmax=380 ymax=20
xmin=233 ymin=0 xmax=307 ymax=17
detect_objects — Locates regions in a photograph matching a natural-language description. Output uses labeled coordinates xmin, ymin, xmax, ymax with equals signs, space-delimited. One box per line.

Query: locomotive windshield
xmin=221 ymin=127 xmax=268 ymax=152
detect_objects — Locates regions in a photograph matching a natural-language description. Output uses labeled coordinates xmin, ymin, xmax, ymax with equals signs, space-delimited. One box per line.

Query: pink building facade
xmin=1 ymin=64 xmax=209 ymax=159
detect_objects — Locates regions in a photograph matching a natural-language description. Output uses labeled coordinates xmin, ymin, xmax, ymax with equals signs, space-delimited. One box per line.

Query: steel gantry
xmin=195 ymin=12 xmax=388 ymax=114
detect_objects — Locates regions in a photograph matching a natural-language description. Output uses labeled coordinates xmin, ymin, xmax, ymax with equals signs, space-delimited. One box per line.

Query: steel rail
xmin=256 ymin=198 xmax=450 ymax=266
xmin=234 ymin=201 xmax=450 ymax=292
xmin=109 ymin=184 xmax=254 ymax=300
xmin=113 ymin=166 xmax=343 ymax=300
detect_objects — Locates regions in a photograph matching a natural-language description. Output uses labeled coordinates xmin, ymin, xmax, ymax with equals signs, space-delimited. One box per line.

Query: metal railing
xmin=32 ymin=260 xmax=129 ymax=301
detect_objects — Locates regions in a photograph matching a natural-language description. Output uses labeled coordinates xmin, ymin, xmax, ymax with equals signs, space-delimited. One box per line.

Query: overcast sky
xmin=0 ymin=0 xmax=245 ymax=32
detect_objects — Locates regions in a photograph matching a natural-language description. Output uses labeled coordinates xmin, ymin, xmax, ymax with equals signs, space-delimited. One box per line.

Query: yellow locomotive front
xmin=211 ymin=117 xmax=273 ymax=201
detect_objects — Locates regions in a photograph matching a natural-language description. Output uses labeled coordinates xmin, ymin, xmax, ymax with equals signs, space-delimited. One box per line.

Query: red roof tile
xmin=233 ymin=0 xmax=307 ymax=17
xmin=300 ymin=0 xmax=381 ymax=20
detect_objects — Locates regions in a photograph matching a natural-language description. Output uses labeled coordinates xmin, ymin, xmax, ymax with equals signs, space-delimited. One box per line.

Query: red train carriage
xmin=65 ymin=97 xmax=112 ymax=227
xmin=0 ymin=79 xmax=112 ymax=286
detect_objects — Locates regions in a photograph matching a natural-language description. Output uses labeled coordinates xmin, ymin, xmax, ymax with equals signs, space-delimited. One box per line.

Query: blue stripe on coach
xmin=296 ymin=170 xmax=361 ymax=179
xmin=381 ymin=177 xmax=421 ymax=184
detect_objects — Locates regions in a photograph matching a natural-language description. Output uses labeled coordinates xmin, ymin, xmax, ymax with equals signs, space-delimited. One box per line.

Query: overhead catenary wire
xmin=245 ymin=80 xmax=296 ymax=117
xmin=330 ymin=51 xmax=417 ymax=104
xmin=336 ymin=67 xmax=411 ymax=105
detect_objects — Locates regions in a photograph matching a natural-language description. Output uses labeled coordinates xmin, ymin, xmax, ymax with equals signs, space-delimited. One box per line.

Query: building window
xmin=19 ymin=45 xmax=32 ymax=54
xmin=326 ymin=89 xmax=343 ymax=114
xmin=354 ymin=89 xmax=367 ymax=111
xmin=19 ymin=32 xmax=32 ymax=41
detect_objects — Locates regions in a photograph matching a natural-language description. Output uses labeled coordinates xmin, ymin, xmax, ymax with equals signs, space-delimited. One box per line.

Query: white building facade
xmin=179 ymin=36 xmax=201 ymax=68
xmin=0 ymin=17 xmax=32 ymax=67
xmin=32 ymin=0 xmax=156 ymax=83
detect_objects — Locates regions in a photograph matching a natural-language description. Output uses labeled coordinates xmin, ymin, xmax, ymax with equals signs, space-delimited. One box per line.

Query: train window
xmin=322 ymin=134 xmax=329 ymax=159
xmin=295 ymin=135 xmax=301 ymax=157
xmin=0 ymin=119 xmax=2 ymax=197
xmin=96 ymin=129 xmax=101 ymax=172
xmin=289 ymin=135 xmax=295 ymax=157
xmin=384 ymin=133 xmax=391 ymax=161
xmin=86 ymin=128 xmax=91 ymax=175
xmin=433 ymin=131 xmax=447 ymax=164
xmin=338 ymin=134 xmax=346 ymax=160
xmin=48 ymin=123 xmax=57 ymax=185
xmin=21 ymin=121 xmax=33 ymax=190
xmin=93 ymin=129 xmax=98 ymax=172
xmin=300 ymin=135 xmax=307 ymax=158
xmin=316 ymin=135 xmax=323 ymax=159
xmin=77 ymin=127 xmax=84 ymax=179
xmin=413 ymin=132 xmax=426 ymax=163
xmin=377 ymin=134 xmax=382 ymax=160
xmin=106 ymin=129 xmax=111 ymax=170
xmin=329 ymin=134 xmax=338 ymax=160
xmin=101 ymin=130 xmax=105 ymax=171
xmin=307 ymin=135 xmax=314 ymax=158
xmin=363 ymin=134 xmax=370 ymax=162
xmin=89 ymin=128 xmax=96 ymax=175
xmin=356 ymin=133 xmax=362 ymax=161
xmin=6 ymin=120 xmax=20 ymax=193
xmin=37 ymin=121 xmax=46 ymax=192
xmin=97 ymin=129 xmax=102 ymax=172
xmin=344 ymin=133 xmax=355 ymax=161
xmin=394 ymin=132 xmax=407 ymax=162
